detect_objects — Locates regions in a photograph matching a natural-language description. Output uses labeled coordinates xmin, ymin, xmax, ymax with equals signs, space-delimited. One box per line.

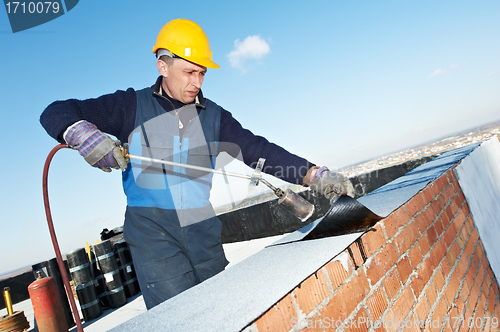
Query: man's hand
xmin=64 ymin=120 xmax=128 ymax=172
xmin=307 ymin=166 xmax=355 ymax=201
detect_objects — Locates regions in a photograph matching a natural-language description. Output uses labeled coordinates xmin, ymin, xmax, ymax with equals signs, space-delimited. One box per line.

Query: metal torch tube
xmin=128 ymin=154 xmax=252 ymax=180
xmin=259 ymin=178 xmax=279 ymax=193
xmin=128 ymin=154 xmax=289 ymax=195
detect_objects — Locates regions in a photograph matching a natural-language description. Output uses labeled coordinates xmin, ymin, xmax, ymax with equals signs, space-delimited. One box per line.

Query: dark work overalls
xmin=122 ymin=88 xmax=228 ymax=309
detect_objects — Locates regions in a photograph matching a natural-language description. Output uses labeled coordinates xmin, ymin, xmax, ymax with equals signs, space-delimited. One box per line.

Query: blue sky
xmin=1 ymin=0 xmax=499 ymax=275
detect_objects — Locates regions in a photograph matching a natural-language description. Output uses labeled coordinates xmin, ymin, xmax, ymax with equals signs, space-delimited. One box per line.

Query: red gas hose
xmin=42 ymin=144 xmax=84 ymax=332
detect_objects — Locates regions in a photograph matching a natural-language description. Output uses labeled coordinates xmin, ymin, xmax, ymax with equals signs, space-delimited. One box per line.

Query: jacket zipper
xmin=153 ymin=91 xmax=175 ymax=109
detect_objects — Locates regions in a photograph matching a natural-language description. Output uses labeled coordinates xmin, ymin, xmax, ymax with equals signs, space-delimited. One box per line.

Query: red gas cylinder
xmin=28 ymin=273 xmax=69 ymax=332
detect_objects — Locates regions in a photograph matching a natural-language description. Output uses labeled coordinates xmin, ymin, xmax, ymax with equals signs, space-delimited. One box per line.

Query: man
xmin=40 ymin=19 xmax=353 ymax=309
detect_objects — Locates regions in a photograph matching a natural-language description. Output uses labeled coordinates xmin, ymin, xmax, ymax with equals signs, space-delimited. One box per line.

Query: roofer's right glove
xmin=308 ymin=166 xmax=355 ymax=202
xmin=64 ymin=120 xmax=128 ymax=172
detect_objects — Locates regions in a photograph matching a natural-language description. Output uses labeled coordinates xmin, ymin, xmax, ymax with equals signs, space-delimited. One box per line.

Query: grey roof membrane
xmin=110 ymin=233 xmax=361 ymax=332
xmin=113 ymin=143 xmax=480 ymax=332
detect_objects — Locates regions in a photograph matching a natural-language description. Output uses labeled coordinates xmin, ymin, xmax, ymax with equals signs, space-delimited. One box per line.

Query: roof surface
xmin=113 ymin=143 xmax=480 ymax=332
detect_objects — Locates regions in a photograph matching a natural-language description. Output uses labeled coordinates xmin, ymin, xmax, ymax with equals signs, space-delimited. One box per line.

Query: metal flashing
xmin=455 ymin=138 xmax=500 ymax=280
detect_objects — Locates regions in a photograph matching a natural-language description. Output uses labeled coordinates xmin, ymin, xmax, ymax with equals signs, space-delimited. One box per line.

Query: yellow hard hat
xmin=153 ymin=19 xmax=219 ymax=69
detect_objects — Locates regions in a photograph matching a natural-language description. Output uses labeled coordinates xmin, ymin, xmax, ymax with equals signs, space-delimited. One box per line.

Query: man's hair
xmin=159 ymin=54 xmax=175 ymax=67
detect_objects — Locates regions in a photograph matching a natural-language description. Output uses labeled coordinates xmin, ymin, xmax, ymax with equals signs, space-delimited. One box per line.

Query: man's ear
xmin=156 ymin=59 xmax=169 ymax=77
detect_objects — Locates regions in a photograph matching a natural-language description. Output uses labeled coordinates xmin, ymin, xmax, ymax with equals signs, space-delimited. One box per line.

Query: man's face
xmin=159 ymin=58 xmax=207 ymax=104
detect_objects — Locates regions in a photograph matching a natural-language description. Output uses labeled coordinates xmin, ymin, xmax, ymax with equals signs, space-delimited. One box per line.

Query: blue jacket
xmin=40 ymin=76 xmax=314 ymax=185
xmin=125 ymin=87 xmax=222 ymax=227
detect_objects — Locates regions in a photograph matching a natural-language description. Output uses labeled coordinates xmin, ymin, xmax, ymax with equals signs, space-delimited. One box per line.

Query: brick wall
xmin=250 ymin=167 xmax=500 ymax=332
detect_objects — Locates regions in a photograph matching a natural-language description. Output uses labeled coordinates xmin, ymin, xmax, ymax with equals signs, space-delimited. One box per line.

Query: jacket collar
xmin=151 ymin=76 xmax=206 ymax=109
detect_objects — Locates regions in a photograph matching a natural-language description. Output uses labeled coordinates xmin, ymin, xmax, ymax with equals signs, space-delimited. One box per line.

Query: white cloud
xmin=227 ymin=35 xmax=270 ymax=71
xmin=449 ymin=64 xmax=459 ymax=69
xmin=429 ymin=68 xmax=446 ymax=78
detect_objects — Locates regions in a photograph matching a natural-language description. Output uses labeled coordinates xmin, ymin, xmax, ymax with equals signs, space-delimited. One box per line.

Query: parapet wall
xmin=252 ymin=165 xmax=499 ymax=331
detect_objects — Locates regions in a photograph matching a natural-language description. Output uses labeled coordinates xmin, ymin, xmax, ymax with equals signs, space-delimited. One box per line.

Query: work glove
xmin=64 ymin=120 xmax=128 ymax=172
xmin=307 ymin=166 xmax=355 ymax=202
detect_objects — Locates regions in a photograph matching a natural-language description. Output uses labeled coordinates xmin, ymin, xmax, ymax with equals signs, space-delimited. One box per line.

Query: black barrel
xmin=66 ymin=248 xmax=102 ymax=321
xmin=32 ymin=258 xmax=76 ymax=328
xmin=114 ymin=239 xmax=140 ymax=297
xmin=89 ymin=250 xmax=110 ymax=309
xmin=93 ymin=240 xmax=127 ymax=308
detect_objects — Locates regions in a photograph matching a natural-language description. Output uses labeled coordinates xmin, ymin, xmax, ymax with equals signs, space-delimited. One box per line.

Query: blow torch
xmin=120 ymin=143 xmax=315 ymax=222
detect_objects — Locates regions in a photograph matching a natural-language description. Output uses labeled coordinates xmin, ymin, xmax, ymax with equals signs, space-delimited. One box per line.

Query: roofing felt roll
xmin=66 ymin=248 xmax=102 ymax=322
xmin=93 ymin=240 xmax=127 ymax=308
xmin=114 ymin=239 xmax=140 ymax=298
xmin=303 ymin=195 xmax=382 ymax=240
